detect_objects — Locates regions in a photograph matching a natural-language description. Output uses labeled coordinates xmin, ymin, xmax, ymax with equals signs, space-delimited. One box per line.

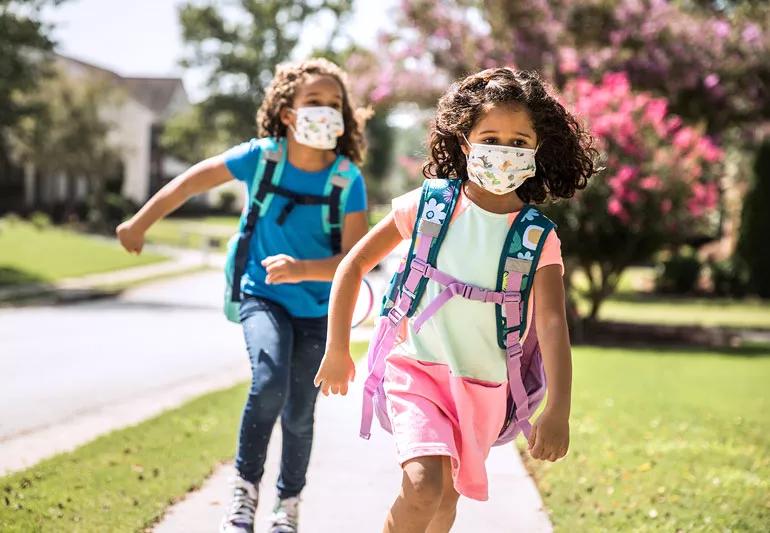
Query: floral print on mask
xmin=291 ymin=106 xmax=345 ymax=150
xmin=465 ymin=140 xmax=537 ymax=195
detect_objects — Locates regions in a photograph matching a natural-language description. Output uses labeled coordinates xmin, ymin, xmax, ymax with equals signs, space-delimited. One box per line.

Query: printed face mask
xmin=289 ymin=106 xmax=345 ymax=150
xmin=463 ymin=134 xmax=538 ymax=195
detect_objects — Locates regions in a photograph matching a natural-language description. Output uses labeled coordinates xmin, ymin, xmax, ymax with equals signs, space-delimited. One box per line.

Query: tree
xmin=162 ymin=0 xmax=354 ymax=162
xmin=358 ymin=0 xmax=770 ymax=137
xmin=10 ymin=68 xmax=123 ymax=230
xmin=736 ymin=140 xmax=770 ymax=297
xmin=549 ymin=73 xmax=723 ymax=320
xmin=346 ymin=0 xmax=768 ymax=319
xmin=0 ymin=0 xmax=65 ymax=181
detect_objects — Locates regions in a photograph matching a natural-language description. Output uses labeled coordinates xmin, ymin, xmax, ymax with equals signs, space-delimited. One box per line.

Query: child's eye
xmin=482 ymin=137 xmax=498 ymax=145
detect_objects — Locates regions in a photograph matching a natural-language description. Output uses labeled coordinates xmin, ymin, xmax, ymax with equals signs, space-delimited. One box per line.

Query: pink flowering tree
xmin=342 ymin=0 xmax=757 ymax=319
xmin=351 ymin=0 xmax=770 ymax=136
xmin=549 ymin=73 xmax=723 ymax=320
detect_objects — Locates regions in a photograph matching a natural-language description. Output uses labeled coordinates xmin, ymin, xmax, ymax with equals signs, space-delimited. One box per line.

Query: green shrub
xmin=655 ymin=248 xmax=701 ymax=294
xmin=29 ymin=211 xmax=51 ymax=231
xmin=103 ymin=193 xmax=137 ymax=226
xmin=737 ymin=140 xmax=770 ymax=298
xmin=1 ymin=213 xmax=22 ymax=227
xmin=218 ymin=190 xmax=237 ymax=213
xmin=709 ymin=257 xmax=751 ymax=298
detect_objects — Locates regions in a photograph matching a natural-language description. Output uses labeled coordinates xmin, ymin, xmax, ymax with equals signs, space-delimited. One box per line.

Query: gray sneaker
xmin=220 ymin=474 xmax=259 ymax=533
xmin=269 ymin=496 xmax=300 ymax=533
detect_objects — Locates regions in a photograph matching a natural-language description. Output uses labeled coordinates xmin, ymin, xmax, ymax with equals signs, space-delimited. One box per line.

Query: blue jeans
xmin=235 ymin=295 xmax=327 ymax=498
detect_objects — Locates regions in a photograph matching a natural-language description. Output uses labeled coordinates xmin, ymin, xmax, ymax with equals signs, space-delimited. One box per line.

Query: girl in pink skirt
xmin=315 ymin=67 xmax=598 ymax=532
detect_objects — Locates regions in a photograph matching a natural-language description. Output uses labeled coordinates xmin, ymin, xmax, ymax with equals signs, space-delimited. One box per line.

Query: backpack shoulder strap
xmin=391 ymin=178 xmax=461 ymax=317
xmin=246 ymin=137 xmax=287 ymax=220
xmin=229 ymin=137 xmax=286 ymax=303
xmin=495 ymin=205 xmax=556 ymax=349
xmin=321 ymin=156 xmax=358 ymax=255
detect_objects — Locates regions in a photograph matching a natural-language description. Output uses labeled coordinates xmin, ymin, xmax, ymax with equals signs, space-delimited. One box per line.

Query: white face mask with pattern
xmin=289 ymin=106 xmax=345 ymax=150
xmin=463 ymin=133 xmax=538 ymax=195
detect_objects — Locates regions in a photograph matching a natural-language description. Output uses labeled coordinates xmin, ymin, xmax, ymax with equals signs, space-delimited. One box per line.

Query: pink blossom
xmin=602 ymin=72 xmax=631 ymax=96
xmin=640 ymin=176 xmax=662 ymax=190
xmin=742 ymin=23 xmax=762 ymax=45
xmin=370 ymin=83 xmax=392 ymax=103
xmin=608 ymin=197 xmax=630 ymax=223
xmin=711 ymin=20 xmax=730 ymax=39
xmin=558 ymin=46 xmax=579 ymax=74
xmin=661 ymin=199 xmax=673 ymax=215
xmin=616 ymin=165 xmax=637 ymax=184
xmin=673 ymin=127 xmax=696 ymax=150
xmin=704 ymin=74 xmax=720 ymax=89
xmin=686 ymin=181 xmax=719 ymax=217
xmin=697 ymin=137 xmax=723 ymax=163
xmin=434 ymin=28 xmax=449 ymax=39
xmin=644 ymin=98 xmax=668 ymax=126
xmin=666 ymin=116 xmax=683 ymax=132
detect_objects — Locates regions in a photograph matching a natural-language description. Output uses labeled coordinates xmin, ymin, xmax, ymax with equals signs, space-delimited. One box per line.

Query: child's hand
xmin=314 ymin=349 xmax=356 ymax=396
xmin=528 ymin=409 xmax=570 ymax=462
xmin=262 ymin=254 xmax=305 ymax=284
xmin=116 ymin=220 xmax=145 ymax=255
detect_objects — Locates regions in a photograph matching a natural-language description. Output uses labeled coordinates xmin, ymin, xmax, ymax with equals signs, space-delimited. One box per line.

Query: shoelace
xmin=272 ymin=497 xmax=299 ymax=528
xmin=226 ymin=486 xmax=257 ymax=525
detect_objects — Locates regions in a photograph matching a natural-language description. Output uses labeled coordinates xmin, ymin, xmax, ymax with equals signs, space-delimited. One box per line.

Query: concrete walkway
xmin=154 ymin=361 xmax=552 ymax=533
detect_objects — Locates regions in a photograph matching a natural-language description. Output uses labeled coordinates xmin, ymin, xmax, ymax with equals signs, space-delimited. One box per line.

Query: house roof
xmin=121 ymin=77 xmax=186 ymax=115
xmin=54 ymin=54 xmax=188 ymax=116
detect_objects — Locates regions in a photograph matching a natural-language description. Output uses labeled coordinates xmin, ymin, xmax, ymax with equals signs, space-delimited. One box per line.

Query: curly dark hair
xmin=424 ymin=68 xmax=598 ymax=203
xmin=256 ymin=58 xmax=369 ymax=165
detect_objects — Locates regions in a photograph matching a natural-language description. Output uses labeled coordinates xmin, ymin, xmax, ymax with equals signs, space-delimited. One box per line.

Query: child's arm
xmin=116 ymin=156 xmax=233 ymax=254
xmin=529 ymin=264 xmax=572 ymax=462
xmin=313 ymin=212 xmax=403 ymax=396
xmin=261 ymin=211 xmax=369 ymax=284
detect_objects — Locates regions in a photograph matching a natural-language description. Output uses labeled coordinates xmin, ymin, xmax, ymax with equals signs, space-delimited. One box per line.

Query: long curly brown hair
xmin=424 ymin=68 xmax=598 ymax=203
xmin=256 ymin=58 xmax=368 ymax=165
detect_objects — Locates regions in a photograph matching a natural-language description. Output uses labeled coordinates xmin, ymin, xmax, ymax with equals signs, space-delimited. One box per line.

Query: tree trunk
xmin=88 ymin=174 xmax=107 ymax=232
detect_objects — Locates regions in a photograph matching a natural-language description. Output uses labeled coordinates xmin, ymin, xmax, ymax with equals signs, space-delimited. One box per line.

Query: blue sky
xmin=43 ymin=0 xmax=395 ymax=102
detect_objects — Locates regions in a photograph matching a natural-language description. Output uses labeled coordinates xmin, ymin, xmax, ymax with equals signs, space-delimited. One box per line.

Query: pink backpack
xmin=360 ymin=178 xmax=556 ymax=445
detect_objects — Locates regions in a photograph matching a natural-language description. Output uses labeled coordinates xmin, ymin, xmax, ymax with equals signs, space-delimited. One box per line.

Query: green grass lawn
xmin=524 ymin=345 xmax=770 ymax=532
xmin=145 ymin=216 xmax=239 ymax=252
xmin=571 ymin=266 xmax=770 ymax=330
xmin=572 ymin=266 xmax=656 ymax=295
xmin=0 ymin=221 xmax=166 ymax=287
xmin=587 ymin=295 xmax=770 ymax=330
xmin=0 ymin=341 xmax=368 ymax=533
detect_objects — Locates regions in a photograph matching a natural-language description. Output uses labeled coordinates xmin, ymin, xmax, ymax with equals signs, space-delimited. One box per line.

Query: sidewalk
xmin=0 ymin=243 xmax=225 ymax=304
xmin=154 ymin=361 xmax=552 ymax=533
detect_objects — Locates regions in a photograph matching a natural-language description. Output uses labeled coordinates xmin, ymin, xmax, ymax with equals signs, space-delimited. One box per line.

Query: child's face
xmin=281 ymin=75 xmax=344 ymax=129
xmin=461 ymin=103 xmax=538 ymax=154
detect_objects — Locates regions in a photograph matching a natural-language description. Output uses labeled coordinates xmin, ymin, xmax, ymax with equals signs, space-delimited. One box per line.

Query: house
xmin=2 ymin=54 xmax=194 ymax=214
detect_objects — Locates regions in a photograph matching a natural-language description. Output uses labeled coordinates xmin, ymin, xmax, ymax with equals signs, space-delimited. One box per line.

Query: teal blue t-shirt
xmin=223 ymin=138 xmax=367 ymax=318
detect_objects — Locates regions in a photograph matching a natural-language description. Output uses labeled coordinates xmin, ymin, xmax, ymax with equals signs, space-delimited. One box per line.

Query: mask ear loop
xmin=461 ymin=132 xmax=474 ymax=151
xmin=460 ymin=133 xmax=477 ymax=185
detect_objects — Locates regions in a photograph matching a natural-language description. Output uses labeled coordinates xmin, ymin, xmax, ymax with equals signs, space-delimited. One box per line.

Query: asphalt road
xmin=0 ymin=270 xmax=248 ymax=441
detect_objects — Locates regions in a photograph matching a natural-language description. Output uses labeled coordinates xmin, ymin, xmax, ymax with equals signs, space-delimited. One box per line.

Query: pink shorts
xmin=382 ymin=354 xmax=508 ymax=501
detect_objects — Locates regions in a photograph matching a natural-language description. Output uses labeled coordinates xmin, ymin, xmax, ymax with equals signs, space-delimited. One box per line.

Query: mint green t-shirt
xmin=391 ymin=187 xmax=563 ymax=383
